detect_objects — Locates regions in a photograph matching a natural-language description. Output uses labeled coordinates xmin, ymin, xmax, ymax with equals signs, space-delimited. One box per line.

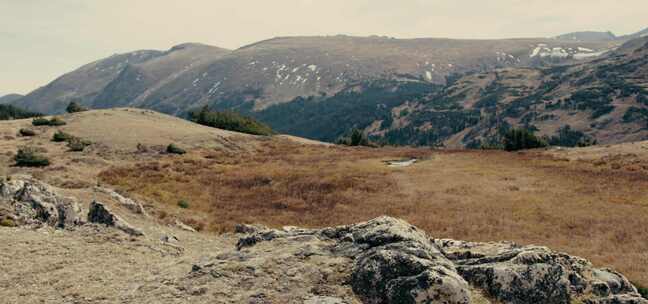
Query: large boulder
xmin=0 ymin=178 xmax=83 ymax=228
xmin=228 ymin=217 xmax=646 ymax=304
xmin=327 ymin=217 xmax=471 ymax=304
xmin=234 ymin=217 xmax=471 ymax=304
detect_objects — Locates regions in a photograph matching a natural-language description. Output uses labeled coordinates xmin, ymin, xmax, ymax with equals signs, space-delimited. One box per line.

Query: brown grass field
xmin=2 ymin=109 xmax=647 ymax=287
xmin=100 ymin=140 xmax=648 ymax=287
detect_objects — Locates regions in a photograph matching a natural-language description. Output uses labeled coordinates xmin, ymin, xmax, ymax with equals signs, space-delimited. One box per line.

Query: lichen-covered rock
xmin=436 ymin=239 xmax=647 ymax=304
xmin=0 ymin=178 xmax=83 ymax=228
xmin=225 ymin=218 xmax=646 ymax=304
xmin=88 ymin=201 xmax=144 ymax=236
xmin=328 ymin=217 xmax=470 ymax=304
xmin=232 ymin=217 xmax=471 ymax=304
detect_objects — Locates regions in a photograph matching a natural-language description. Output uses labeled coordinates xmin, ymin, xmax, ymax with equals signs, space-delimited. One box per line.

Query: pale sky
xmin=1 ymin=0 xmax=646 ymax=95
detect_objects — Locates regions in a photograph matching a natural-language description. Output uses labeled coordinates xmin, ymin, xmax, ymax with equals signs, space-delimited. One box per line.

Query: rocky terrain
xmin=1 ymin=177 xmax=646 ymax=303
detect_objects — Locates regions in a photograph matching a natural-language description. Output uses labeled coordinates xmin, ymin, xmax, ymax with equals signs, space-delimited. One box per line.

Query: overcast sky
xmin=1 ymin=0 xmax=646 ymax=95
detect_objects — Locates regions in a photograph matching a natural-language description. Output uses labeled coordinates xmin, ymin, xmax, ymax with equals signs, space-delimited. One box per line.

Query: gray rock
xmin=0 ymin=178 xmax=83 ymax=228
xmin=88 ymin=201 xmax=144 ymax=236
xmin=229 ymin=217 xmax=647 ymax=304
xmin=436 ymin=239 xmax=647 ymax=304
xmin=175 ymin=219 xmax=197 ymax=233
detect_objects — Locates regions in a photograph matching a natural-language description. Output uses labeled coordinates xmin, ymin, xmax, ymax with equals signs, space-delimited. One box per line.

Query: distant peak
xmin=169 ymin=42 xmax=222 ymax=52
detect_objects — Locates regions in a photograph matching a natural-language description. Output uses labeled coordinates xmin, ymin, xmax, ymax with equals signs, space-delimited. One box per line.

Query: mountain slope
xmin=14 ymin=35 xmax=620 ymax=115
xmin=14 ymin=44 xmax=230 ymax=114
xmin=555 ymin=31 xmax=617 ymax=42
xmin=0 ymin=94 xmax=24 ymax=104
xmin=370 ymin=36 xmax=648 ymax=147
xmin=242 ymin=36 xmax=648 ymax=147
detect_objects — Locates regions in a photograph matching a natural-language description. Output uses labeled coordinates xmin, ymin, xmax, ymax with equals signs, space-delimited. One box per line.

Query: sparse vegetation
xmin=178 ymin=200 xmax=190 ymax=209
xmin=19 ymin=128 xmax=36 ymax=137
xmin=623 ymin=107 xmax=648 ymax=123
xmin=67 ymin=138 xmax=91 ymax=152
xmin=549 ymin=125 xmax=597 ymax=147
xmin=52 ymin=130 xmax=73 ymax=142
xmin=503 ymin=128 xmax=547 ymax=151
xmin=0 ymin=218 xmax=16 ymax=227
xmin=337 ymin=128 xmax=370 ymax=146
xmin=189 ymin=106 xmax=274 ymax=136
xmin=0 ymin=104 xmax=41 ymax=120
xmin=48 ymin=117 xmax=67 ymax=126
xmin=32 ymin=117 xmax=67 ymax=126
xmin=31 ymin=117 xmax=51 ymax=126
xmin=66 ymin=101 xmax=88 ymax=113
xmin=14 ymin=147 xmax=50 ymax=167
xmin=166 ymin=143 xmax=187 ymax=155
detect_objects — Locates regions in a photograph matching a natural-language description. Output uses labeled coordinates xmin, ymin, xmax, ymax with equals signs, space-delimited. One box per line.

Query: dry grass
xmin=3 ymin=109 xmax=647 ymax=287
xmin=100 ymin=141 xmax=430 ymax=232
xmin=99 ymin=142 xmax=648 ymax=286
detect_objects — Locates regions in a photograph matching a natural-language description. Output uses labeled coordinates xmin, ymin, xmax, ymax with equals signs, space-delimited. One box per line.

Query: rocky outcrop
xmin=437 ymin=239 xmax=646 ymax=304
xmin=213 ymin=217 xmax=646 ymax=304
xmin=87 ymin=201 xmax=144 ymax=236
xmin=0 ymin=178 xmax=83 ymax=228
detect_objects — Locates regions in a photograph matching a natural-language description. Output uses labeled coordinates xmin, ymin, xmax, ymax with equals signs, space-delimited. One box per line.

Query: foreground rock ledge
xmin=206 ymin=217 xmax=646 ymax=304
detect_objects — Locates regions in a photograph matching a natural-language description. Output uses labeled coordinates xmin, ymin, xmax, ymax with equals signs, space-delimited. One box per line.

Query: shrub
xmin=166 ymin=143 xmax=187 ymax=155
xmin=19 ymin=128 xmax=36 ymax=137
xmin=66 ymin=101 xmax=88 ymax=113
xmin=549 ymin=125 xmax=596 ymax=147
xmin=67 ymin=138 xmax=91 ymax=152
xmin=32 ymin=117 xmax=66 ymax=126
xmin=48 ymin=117 xmax=66 ymax=126
xmin=14 ymin=147 xmax=50 ymax=167
xmin=337 ymin=128 xmax=371 ymax=146
xmin=0 ymin=218 xmax=16 ymax=227
xmin=178 ymin=200 xmax=190 ymax=209
xmin=52 ymin=130 xmax=73 ymax=142
xmin=189 ymin=106 xmax=274 ymax=136
xmin=503 ymin=128 xmax=548 ymax=151
xmin=32 ymin=117 xmax=51 ymax=126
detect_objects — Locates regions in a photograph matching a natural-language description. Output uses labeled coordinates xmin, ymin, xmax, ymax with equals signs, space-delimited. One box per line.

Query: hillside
xmin=0 ymin=94 xmax=24 ymax=104
xmin=12 ymin=35 xmax=620 ymax=116
xmin=254 ymin=36 xmax=648 ymax=146
xmin=13 ymin=44 xmax=231 ymax=114
xmin=1 ymin=107 xmax=648 ymax=300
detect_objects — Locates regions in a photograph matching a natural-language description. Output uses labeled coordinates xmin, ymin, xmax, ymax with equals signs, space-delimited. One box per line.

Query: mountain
xmin=13 ymin=35 xmax=620 ymax=115
xmin=0 ymin=93 xmax=24 ymax=104
xmin=359 ymin=36 xmax=648 ymax=147
xmin=10 ymin=33 xmax=647 ymax=147
xmin=14 ymin=44 xmax=230 ymax=114
xmin=555 ymin=31 xmax=617 ymax=42
xmin=619 ymin=27 xmax=648 ymax=40
xmin=556 ymin=27 xmax=648 ymax=42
